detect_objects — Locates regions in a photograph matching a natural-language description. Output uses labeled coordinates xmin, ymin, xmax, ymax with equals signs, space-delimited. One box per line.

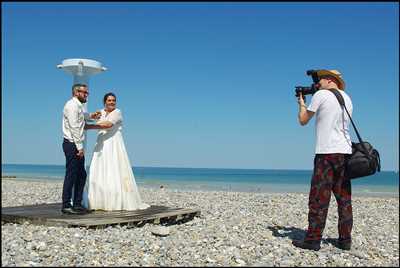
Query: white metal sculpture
xmin=57 ymin=58 xmax=107 ymax=111
xmin=57 ymin=58 xmax=107 ymax=86
xmin=57 ymin=58 xmax=107 ymax=155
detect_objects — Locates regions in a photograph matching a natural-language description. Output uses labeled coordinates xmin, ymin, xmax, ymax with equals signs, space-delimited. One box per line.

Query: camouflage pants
xmin=305 ymin=154 xmax=353 ymax=242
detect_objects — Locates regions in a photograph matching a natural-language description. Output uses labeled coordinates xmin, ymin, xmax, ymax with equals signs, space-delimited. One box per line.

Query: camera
xmin=295 ymin=70 xmax=321 ymax=100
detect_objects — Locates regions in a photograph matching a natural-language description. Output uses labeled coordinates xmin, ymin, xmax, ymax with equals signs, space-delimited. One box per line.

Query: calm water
xmin=2 ymin=164 xmax=399 ymax=197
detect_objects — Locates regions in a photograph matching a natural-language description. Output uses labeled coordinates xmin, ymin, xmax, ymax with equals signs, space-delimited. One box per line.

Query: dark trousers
xmin=62 ymin=138 xmax=87 ymax=208
xmin=305 ymin=154 xmax=353 ymax=243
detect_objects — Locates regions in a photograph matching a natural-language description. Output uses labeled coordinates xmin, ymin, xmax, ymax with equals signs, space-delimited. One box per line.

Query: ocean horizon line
xmin=3 ymin=163 xmax=315 ymax=172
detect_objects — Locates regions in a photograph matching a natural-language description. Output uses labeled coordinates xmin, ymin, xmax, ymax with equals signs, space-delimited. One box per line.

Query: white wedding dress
xmin=83 ymin=109 xmax=149 ymax=211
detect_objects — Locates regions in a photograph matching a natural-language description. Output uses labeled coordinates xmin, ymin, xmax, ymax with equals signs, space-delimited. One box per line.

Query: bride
xmin=83 ymin=92 xmax=149 ymax=211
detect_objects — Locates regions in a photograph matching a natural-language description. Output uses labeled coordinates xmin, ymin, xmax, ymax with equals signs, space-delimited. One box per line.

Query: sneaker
xmin=292 ymin=240 xmax=321 ymax=251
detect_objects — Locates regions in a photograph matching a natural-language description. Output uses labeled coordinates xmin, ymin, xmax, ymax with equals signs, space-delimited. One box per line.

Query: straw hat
xmin=316 ymin=69 xmax=345 ymax=90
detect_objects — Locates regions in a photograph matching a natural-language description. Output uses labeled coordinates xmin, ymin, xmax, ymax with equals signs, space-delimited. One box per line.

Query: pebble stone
xmin=1 ymin=179 xmax=399 ymax=266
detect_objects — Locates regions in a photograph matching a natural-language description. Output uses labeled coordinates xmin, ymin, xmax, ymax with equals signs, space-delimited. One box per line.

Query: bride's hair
xmin=103 ymin=92 xmax=116 ymax=104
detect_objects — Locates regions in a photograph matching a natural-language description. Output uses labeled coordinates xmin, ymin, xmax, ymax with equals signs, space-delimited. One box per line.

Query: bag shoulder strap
xmin=327 ymin=88 xmax=364 ymax=144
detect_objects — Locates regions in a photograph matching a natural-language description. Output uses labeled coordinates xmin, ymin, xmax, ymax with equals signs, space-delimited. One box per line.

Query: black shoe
xmin=72 ymin=205 xmax=89 ymax=214
xmin=337 ymin=239 xmax=351 ymax=250
xmin=292 ymin=240 xmax=321 ymax=251
xmin=61 ymin=207 xmax=80 ymax=215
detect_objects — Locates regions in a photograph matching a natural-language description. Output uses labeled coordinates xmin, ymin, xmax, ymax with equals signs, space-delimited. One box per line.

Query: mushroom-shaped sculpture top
xmin=57 ymin=58 xmax=107 ymax=85
xmin=57 ymin=58 xmax=107 ymax=76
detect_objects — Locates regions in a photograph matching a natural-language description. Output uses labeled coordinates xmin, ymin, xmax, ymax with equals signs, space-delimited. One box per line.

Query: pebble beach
xmin=2 ymin=178 xmax=399 ymax=267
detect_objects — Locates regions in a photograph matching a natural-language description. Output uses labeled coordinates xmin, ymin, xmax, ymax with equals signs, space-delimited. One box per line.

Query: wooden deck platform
xmin=1 ymin=203 xmax=201 ymax=228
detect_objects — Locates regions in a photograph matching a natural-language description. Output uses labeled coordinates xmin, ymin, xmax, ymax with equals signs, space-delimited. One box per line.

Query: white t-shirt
xmin=307 ymin=89 xmax=353 ymax=154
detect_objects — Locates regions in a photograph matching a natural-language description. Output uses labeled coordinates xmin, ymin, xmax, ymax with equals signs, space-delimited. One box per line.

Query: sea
xmin=2 ymin=164 xmax=399 ymax=197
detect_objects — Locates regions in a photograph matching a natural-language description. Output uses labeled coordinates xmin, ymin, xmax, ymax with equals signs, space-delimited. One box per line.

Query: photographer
xmin=293 ymin=70 xmax=353 ymax=251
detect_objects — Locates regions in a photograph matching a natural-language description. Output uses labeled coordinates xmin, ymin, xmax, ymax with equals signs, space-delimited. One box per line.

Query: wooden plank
xmin=47 ymin=208 xmax=198 ymax=224
xmin=1 ymin=203 xmax=201 ymax=228
xmin=3 ymin=203 xmax=171 ymax=214
xmin=3 ymin=205 xmax=172 ymax=218
xmin=49 ymin=209 xmax=198 ymax=225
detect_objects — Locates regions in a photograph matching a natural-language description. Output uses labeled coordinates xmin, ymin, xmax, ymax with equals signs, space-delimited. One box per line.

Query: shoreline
xmin=2 ymin=179 xmax=399 ymax=266
xmin=2 ymin=176 xmax=399 ymax=199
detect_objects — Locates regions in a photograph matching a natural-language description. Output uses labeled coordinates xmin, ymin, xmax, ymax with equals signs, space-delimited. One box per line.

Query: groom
xmin=61 ymin=83 xmax=100 ymax=214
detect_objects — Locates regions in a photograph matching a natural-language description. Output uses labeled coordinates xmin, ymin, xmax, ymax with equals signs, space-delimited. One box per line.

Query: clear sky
xmin=2 ymin=2 xmax=399 ymax=171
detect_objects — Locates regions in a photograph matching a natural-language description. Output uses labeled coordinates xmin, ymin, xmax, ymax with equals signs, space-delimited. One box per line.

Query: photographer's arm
xmin=297 ymin=93 xmax=314 ymax=126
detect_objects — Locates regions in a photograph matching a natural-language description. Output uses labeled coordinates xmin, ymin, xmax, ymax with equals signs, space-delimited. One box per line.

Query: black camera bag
xmin=328 ymin=89 xmax=381 ymax=179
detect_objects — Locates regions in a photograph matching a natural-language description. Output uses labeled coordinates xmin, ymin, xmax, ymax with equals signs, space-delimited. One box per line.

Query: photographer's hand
xmin=297 ymin=93 xmax=307 ymax=108
xmin=297 ymin=92 xmax=314 ymax=126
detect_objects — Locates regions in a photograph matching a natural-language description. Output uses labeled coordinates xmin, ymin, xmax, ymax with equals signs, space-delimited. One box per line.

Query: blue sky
xmin=2 ymin=2 xmax=399 ymax=170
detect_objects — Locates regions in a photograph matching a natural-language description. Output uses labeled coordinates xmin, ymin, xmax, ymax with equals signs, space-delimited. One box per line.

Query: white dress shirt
xmin=62 ymin=97 xmax=90 ymax=150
